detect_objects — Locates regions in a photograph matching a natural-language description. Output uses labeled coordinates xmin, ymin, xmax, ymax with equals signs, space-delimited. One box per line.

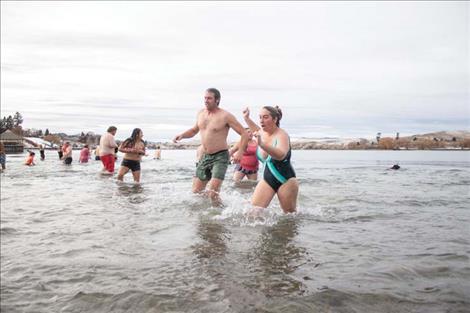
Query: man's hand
xmin=173 ymin=134 xmax=183 ymax=143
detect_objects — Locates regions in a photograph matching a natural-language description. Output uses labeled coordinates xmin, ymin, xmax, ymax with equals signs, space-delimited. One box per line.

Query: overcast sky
xmin=1 ymin=1 xmax=468 ymax=141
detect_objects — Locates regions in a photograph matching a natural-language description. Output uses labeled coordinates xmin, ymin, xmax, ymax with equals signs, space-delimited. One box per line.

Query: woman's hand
xmin=243 ymin=107 xmax=250 ymax=120
xmin=253 ymin=130 xmax=263 ymax=147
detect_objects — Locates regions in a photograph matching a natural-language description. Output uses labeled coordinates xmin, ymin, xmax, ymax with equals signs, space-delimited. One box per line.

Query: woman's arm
xmin=256 ymin=129 xmax=289 ymax=161
xmin=118 ymin=142 xmax=137 ymax=154
xmin=243 ymin=107 xmax=260 ymax=132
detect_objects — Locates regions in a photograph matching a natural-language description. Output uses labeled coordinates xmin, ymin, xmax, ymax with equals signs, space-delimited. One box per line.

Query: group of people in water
xmin=172 ymin=88 xmax=298 ymax=213
xmin=7 ymin=88 xmax=299 ymax=213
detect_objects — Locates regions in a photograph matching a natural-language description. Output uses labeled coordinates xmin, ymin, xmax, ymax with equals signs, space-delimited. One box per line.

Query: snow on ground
xmin=24 ymin=137 xmax=57 ymax=148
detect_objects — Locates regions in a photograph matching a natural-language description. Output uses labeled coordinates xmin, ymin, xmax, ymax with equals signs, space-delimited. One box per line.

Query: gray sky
xmin=1 ymin=1 xmax=468 ymax=141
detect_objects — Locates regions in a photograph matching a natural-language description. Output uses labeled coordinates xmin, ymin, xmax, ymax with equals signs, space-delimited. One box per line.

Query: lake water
xmin=1 ymin=150 xmax=469 ymax=313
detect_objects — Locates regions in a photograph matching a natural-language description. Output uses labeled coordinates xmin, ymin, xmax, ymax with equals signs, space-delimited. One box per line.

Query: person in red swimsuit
xmin=99 ymin=126 xmax=118 ymax=173
xmin=79 ymin=145 xmax=91 ymax=163
xmin=24 ymin=151 xmax=36 ymax=166
xmin=229 ymin=128 xmax=259 ymax=182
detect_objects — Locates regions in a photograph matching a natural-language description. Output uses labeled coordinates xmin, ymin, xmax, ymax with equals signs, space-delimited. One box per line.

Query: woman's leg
xmin=131 ymin=170 xmax=141 ymax=183
xmin=117 ymin=166 xmax=129 ymax=181
xmin=246 ymin=172 xmax=258 ymax=181
xmin=251 ymin=180 xmax=276 ymax=208
xmin=233 ymin=170 xmax=245 ymax=182
xmin=277 ymin=178 xmax=299 ymax=213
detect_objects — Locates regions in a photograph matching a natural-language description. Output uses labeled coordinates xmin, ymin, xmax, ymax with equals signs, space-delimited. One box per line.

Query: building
xmin=0 ymin=130 xmax=24 ymax=153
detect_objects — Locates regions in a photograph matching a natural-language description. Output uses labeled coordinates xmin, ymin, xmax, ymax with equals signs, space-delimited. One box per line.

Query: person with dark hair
xmin=57 ymin=144 xmax=63 ymax=160
xmin=243 ymin=106 xmax=299 ymax=213
xmin=173 ymin=88 xmax=249 ymax=204
xmin=154 ymin=145 xmax=161 ymax=160
xmin=99 ymin=126 xmax=118 ymax=174
xmin=39 ymin=145 xmax=45 ymax=161
xmin=25 ymin=151 xmax=36 ymax=166
xmin=61 ymin=142 xmax=73 ymax=165
xmin=117 ymin=128 xmax=145 ymax=183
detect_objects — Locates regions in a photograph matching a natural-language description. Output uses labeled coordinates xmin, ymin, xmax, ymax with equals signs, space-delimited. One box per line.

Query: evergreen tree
xmin=13 ymin=112 xmax=23 ymax=127
xmin=45 ymin=128 xmax=50 ymax=136
xmin=0 ymin=117 xmax=6 ymax=133
xmin=6 ymin=116 xmax=14 ymax=129
xmin=79 ymin=131 xmax=86 ymax=143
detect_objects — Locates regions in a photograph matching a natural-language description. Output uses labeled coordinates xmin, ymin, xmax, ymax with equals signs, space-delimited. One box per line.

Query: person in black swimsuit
xmin=117 ymin=128 xmax=146 ymax=183
xmin=243 ymin=106 xmax=299 ymax=213
xmin=260 ymin=148 xmax=296 ymax=192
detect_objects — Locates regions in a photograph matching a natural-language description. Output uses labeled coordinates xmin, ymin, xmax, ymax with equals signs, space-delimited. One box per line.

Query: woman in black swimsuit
xmin=117 ymin=128 xmax=146 ymax=183
xmin=243 ymin=106 xmax=299 ymax=213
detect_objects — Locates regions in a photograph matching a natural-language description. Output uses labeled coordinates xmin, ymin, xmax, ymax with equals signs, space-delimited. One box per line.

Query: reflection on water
xmin=116 ymin=183 xmax=144 ymax=196
xmin=193 ymin=217 xmax=229 ymax=260
xmin=250 ymin=217 xmax=308 ymax=297
xmin=192 ymin=215 xmax=308 ymax=300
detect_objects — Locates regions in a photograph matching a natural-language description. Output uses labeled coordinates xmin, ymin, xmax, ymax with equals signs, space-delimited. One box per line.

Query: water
xmin=1 ymin=150 xmax=469 ymax=313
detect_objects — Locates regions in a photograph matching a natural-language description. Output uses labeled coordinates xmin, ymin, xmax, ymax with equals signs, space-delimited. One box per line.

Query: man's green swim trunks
xmin=195 ymin=149 xmax=229 ymax=181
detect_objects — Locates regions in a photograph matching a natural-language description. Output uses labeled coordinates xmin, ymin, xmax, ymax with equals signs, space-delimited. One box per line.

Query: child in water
xmin=25 ymin=151 xmax=36 ymax=166
xmin=117 ymin=128 xmax=146 ymax=183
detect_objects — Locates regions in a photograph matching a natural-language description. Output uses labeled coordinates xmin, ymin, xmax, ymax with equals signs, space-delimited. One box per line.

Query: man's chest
xmin=198 ymin=116 xmax=227 ymax=132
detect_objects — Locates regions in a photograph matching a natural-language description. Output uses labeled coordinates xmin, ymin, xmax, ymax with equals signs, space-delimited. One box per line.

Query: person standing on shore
xmin=117 ymin=128 xmax=146 ymax=183
xmin=243 ymin=106 xmax=298 ymax=213
xmin=0 ymin=142 xmax=6 ymax=172
xmin=99 ymin=126 xmax=118 ymax=174
xmin=173 ymin=88 xmax=249 ymax=204
xmin=61 ymin=142 xmax=73 ymax=165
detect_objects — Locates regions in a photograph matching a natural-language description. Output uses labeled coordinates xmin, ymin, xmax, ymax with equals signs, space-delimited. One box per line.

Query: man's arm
xmin=227 ymin=113 xmax=249 ymax=163
xmin=110 ymin=136 xmax=118 ymax=148
xmin=173 ymin=123 xmax=199 ymax=143
xmin=173 ymin=112 xmax=201 ymax=143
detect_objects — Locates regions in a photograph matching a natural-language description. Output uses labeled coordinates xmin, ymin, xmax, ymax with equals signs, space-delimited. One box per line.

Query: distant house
xmin=0 ymin=130 xmax=24 ymax=153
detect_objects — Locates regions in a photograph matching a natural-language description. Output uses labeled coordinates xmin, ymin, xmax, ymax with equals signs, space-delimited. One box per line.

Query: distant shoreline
xmin=12 ymin=130 xmax=470 ymax=151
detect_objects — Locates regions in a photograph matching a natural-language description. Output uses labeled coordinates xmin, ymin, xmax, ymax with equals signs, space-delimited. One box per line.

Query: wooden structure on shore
xmin=0 ymin=130 xmax=24 ymax=153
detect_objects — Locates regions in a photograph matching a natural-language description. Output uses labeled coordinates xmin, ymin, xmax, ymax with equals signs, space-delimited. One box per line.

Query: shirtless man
xmin=173 ymin=88 xmax=249 ymax=203
xmin=61 ymin=142 xmax=73 ymax=165
xmin=99 ymin=126 xmax=118 ymax=174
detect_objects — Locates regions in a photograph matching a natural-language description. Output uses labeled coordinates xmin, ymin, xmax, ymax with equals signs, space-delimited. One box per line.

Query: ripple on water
xmin=0 ymin=227 xmax=18 ymax=235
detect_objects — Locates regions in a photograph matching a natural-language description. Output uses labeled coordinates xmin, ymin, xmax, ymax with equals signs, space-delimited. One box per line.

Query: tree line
xmin=0 ymin=112 xmax=24 ymax=134
xmin=1 ymin=112 xmax=100 ymax=146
